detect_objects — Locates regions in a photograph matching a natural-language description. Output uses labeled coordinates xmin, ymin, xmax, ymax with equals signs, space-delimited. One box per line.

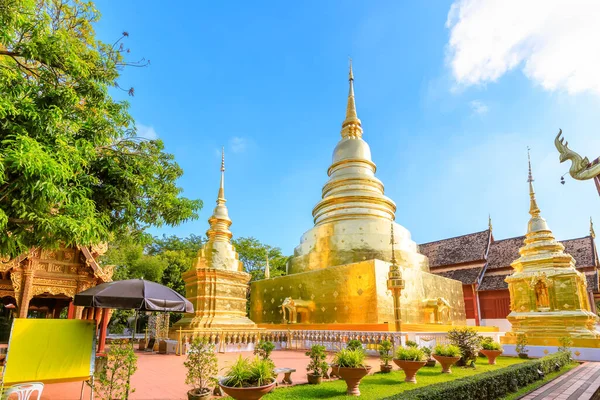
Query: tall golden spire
xmin=264 ymin=253 xmax=270 ymax=279
xmin=341 ymin=58 xmax=363 ymax=139
xmin=206 ymin=147 xmax=232 ymax=243
xmin=527 ymin=148 xmax=541 ymax=218
xmin=390 ymin=222 xmax=397 ymax=266
xmin=591 ymin=217 xmax=596 ymax=239
xmin=218 ymin=146 xmax=225 ymax=200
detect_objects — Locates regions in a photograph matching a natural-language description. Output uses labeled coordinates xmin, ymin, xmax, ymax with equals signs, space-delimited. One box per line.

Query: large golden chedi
xmin=250 ymin=65 xmax=466 ymax=329
xmin=173 ymin=150 xmax=256 ymax=329
xmin=502 ymin=155 xmax=600 ymax=346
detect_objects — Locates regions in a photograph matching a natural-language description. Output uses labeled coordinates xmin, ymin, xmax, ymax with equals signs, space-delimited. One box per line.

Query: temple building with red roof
xmin=419 ymin=218 xmax=599 ymax=331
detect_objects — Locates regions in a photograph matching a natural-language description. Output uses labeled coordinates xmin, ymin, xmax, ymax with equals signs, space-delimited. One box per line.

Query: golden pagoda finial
xmin=390 ymin=222 xmax=397 ymax=265
xmin=591 ymin=217 xmax=596 ymax=239
xmin=488 ymin=214 xmax=493 ymax=231
xmin=341 ymin=58 xmax=363 ymax=139
xmin=527 ymin=147 xmax=541 ymax=218
xmin=218 ymin=147 xmax=225 ymax=201
xmin=265 ymin=253 xmax=270 ymax=279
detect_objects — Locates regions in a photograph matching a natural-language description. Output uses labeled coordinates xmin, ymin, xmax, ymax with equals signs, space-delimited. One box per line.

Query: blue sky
xmin=95 ymin=0 xmax=600 ymax=254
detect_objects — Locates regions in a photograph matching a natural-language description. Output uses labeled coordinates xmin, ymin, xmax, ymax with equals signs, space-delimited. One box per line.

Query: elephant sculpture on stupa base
xmin=281 ymin=297 xmax=315 ymax=324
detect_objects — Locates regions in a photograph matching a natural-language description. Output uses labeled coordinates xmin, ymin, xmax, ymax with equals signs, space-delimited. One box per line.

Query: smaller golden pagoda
xmin=502 ymin=152 xmax=600 ymax=347
xmin=172 ymin=149 xmax=256 ymax=330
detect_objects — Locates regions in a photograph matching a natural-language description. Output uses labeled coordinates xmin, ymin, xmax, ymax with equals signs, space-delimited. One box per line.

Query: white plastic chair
xmin=1 ymin=382 xmax=44 ymax=400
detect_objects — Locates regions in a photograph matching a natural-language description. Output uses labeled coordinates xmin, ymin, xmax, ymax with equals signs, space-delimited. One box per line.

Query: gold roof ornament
xmin=555 ymin=129 xmax=600 ymax=197
xmin=206 ymin=147 xmax=233 ymax=243
xmin=591 ymin=217 xmax=596 ymax=240
xmin=488 ymin=214 xmax=493 ymax=232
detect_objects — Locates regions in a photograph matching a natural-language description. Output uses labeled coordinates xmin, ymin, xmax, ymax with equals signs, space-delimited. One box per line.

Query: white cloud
xmin=136 ymin=123 xmax=158 ymax=140
xmin=470 ymin=100 xmax=489 ymax=115
xmin=446 ymin=0 xmax=600 ymax=95
xmin=229 ymin=137 xmax=247 ymax=153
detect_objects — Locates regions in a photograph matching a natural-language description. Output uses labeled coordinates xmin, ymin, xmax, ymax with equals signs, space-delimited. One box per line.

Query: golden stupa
xmin=173 ymin=149 xmax=256 ymax=330
xmin=249 ymin=64 xmax=467 ymax=330
xmin=502 ymin=153 xmax=600 ymax=347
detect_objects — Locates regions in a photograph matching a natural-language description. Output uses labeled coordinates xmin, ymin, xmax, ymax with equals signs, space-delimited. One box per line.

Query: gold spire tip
xmin=591 ymin=217 xmax=596 ymax=239
xmin=348 ymin=57 xmax=354 ymax=81
xmin=527 ymin=147 xmax=540 ymax=218
xmin=488 ymin=214 xmax=493 ymax=231
xmin=221 ymin=146 xmax=225 ymax=172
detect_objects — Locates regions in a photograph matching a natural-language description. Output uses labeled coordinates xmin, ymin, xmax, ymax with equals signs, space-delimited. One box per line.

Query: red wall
xmin=463 ymin=284 xmax=476 ymax=319
xmin=478 ymin=290 xmax=511 ymax=319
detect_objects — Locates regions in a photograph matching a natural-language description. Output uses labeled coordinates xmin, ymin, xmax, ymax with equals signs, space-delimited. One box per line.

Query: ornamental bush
xmin=395 ymin=346 xmax=426 ymax=362
xmin=482 ymin=341 xmax=503 ymax=351
xmin=253 ymin=341 xmax=276 ymax=362
xmin=346 ymin=339 xmax=363 ymax=351
xmin=433 ymin=344 xmax=461 ymax=357
xmin=447 ymin=327 xmax=481 ymax=366
xmin=383 ymin=352 xmax=572 ymax=400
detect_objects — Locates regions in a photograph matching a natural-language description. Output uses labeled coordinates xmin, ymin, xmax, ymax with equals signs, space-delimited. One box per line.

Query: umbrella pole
xmin=126 ymin=311 xmax=138 ymax=400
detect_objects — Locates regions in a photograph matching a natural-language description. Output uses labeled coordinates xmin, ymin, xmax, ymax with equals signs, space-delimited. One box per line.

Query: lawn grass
xmin=261 ymin=356 xmax=526 ymax=400
xmin=499 ymin=361 xmax=579 ymax=400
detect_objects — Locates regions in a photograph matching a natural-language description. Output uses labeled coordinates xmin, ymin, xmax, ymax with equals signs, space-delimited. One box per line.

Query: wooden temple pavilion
xmin=0 ymin=244 xmax=114 ymax=352
xmin=419 ymin=219 xmax=599 ymax=331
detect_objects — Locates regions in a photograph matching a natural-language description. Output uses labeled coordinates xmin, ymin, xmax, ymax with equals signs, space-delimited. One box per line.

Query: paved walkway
xmin=522 ymin=362 xmax=600 ymax=400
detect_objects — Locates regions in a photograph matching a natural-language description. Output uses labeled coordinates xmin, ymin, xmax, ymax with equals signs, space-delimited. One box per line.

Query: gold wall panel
xmin=250 ymin=259 xmax=466 ymax=328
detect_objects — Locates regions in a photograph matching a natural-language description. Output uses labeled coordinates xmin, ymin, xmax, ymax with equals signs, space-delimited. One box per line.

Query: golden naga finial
xmin=527 ymin=148 xmax=541 ymax=218
xmin=591 ymin=217 xmax=596 ymax=240
xmin=555 ymin=129 xmax=600 ymax=196
xmin=341 ymin=58 xmax=363 ymax=139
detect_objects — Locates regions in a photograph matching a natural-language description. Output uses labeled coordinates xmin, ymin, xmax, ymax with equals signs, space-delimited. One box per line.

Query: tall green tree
xmin=233 ymin=236 xmax=288 ymax=281
xmin=0 ymin=0 xmax=201 ymax=257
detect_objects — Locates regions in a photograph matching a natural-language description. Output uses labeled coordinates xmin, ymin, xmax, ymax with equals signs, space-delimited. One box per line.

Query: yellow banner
xmin=4 ymin=319 xmax=95 ymax=385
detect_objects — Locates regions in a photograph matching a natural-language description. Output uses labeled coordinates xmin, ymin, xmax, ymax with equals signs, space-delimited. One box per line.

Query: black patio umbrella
xmin=74 ymin=279 xmax=193 ymax=313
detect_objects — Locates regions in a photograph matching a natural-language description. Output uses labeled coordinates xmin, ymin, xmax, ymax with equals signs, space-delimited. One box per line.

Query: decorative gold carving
xmin=10 ymin=273 xmax=22 ymax=293
xmin=48 ymin=264 xmax=64 ymax=273
xmin=31 ymin=285 xmax=76 ymax=297
xmin=280 ymin=297 xmax=315 ymax=324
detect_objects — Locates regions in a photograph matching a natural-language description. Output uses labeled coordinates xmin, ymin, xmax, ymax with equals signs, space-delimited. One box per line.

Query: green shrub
xmin=447 ymin=327 xmax=482 ymax=366
xmin=333 ymin=348 xmax=367 ymax=368
xmin=558 ymin=336 xmax=573 ymax=354
xmin=421 ymin=346 xmax=432 ymax=359
xmin=395 ymin=346 xmax=426 ymax=361
xmin=95 ymin=340 xmax=137 ymax=400
xmin=379 ymin=340 xmax=393 ymax=366
xmin=346 ymin=339 xmax=363 ymax=351
xmin=433 ymin=344 xmax=461 ymax=357
xmin=221 ymin=356 xmax=275 ymax=388
xmin=305 ymin=345 xmax=329 ymax=377
xmin=405 ymin=340 xmax=418 ymax=348
xmin=253 ymin=340 xmax=275 ymax=361
xmin=184 ymin=338 xmax=218 ymax=396
xmin=482 ymin=341 xmax=502 ymax=351
xmin=516 ymin=334 xmax=529 ymax=358
xmin=383 ymin=352 xmax=572 ymax=400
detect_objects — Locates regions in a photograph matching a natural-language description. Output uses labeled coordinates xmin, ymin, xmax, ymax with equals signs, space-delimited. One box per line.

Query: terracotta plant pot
xmin=432 ymin=355 xmax=461 ymax=373
xmin=218 ymin=380 xmax=276 ymax=400
xmin=187 ymin=388 xmax=211 ymax=400
xmin=330 ymin=365 xmax=339 ymax=378
xmin=518 ymin=353 xmax=529 ymax=359
xmin=380 ymin=364 xmax=393 ymax=373
xmin=425 ymin=358 xmax=436 ymax=367
xmin=307 ymin=373 xmax=322 ymax=384
xmin=393 ymin=359 xmax=427 ymax=383
xmin=334 ymin=365 xmax=372 ymax=396
xmin=481 ymin=349 xmax=503 ymax=365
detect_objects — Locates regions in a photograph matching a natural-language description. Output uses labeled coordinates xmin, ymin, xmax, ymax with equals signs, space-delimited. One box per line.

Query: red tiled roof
xmin=419 ymin=230 xmax=490 ymax=268
xmin=433 ymin=267 xmax=484 ymax=285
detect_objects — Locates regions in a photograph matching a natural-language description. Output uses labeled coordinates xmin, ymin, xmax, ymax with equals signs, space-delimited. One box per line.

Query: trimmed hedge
xmin=383 ymin=352 xmax=572 ymax=400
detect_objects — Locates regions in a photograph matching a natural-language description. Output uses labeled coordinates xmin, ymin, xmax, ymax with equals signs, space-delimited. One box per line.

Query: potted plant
xmin=393 ymin=346 xmax=427 ymax=383
xmin=421 ymin=346 xmax=436 ymax=367
xmin=219 ymin=356 xmax=276 ymax=400
xmin=254 ymin=340 xmax=275 ymax=361
xmin=432 ymin=344 xmax=461 ymax=373
xmin=94 ymin=339 xmax=138 ymax=400
xmin=346 ymin=339 xmax=363 ymax=351
xmin=305 ymin=344 xmax=329 ymax=384
xmin=516 ymin=334 xmax=529 ymax=359
xmin=378 ymin=340 xmax=393 ymax=373
xmin=480 ymin=341 xmax=503 ymax=365
xmin=405 ymin=340 xmax=418 ymax=348
xmin=184 ymin=337 xmax=218 ymax=400
xmin=447 ymin=327 xmax=481 ymax=367
xmin=332 ymin=348 xmax=371 ymax=396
